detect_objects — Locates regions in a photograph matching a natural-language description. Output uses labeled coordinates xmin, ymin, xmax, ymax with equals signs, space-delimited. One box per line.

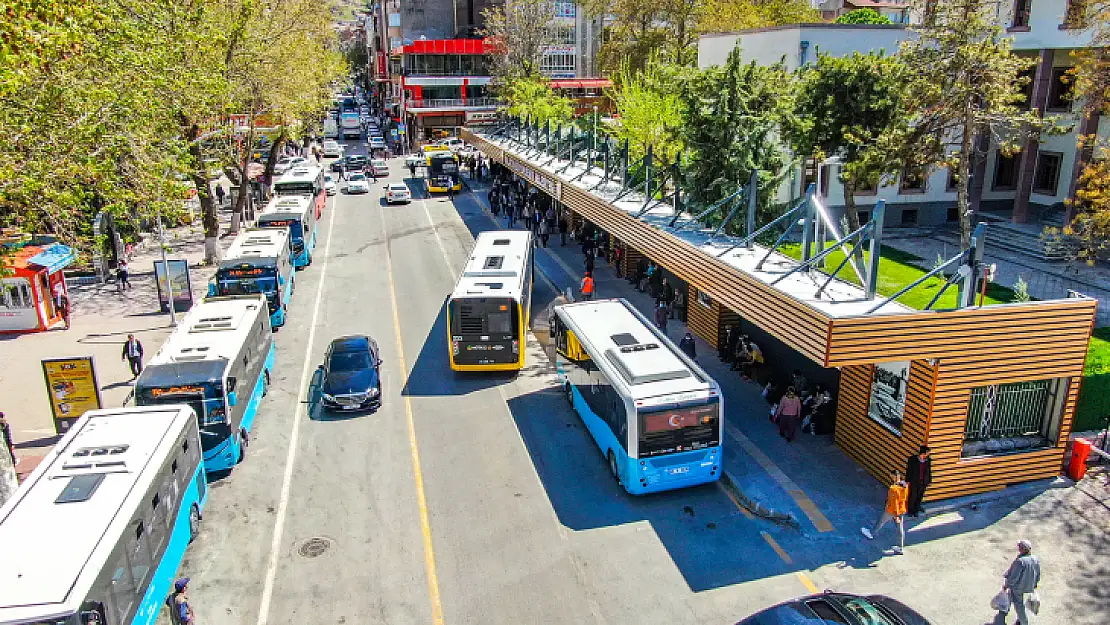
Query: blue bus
xmin=551 ymin=298 xmax=723 ymax=494
xmin=0 ymin=405 xmax=208 ymax=625
xmin=136 ymin=295 xmax=275 ymax=473
xmin=258 ymin=195 xmax=318 ymax=268
xmin=211 ymin=228 xmax=295 ymax=328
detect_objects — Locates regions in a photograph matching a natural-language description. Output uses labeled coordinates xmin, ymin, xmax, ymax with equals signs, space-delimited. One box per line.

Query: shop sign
xmin=505 ymin=154 xmax=562 ymax=201
xmin=42 ymin=357 xmax=103 ymax=433
xmin=868 ymin=361 xmax=909 ymax=433
xmin=465 ymin=111 xmax=499 ymax=124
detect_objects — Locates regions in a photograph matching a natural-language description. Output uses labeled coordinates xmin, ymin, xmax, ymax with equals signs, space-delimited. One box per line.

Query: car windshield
xmin=390 ymin=185 xmax=407 ymax=191
xmin=330 ymin=350 xmax=371 ymax=372
xmin=373 ymin=161 xmax=387 ymax=167
xmin=349 ymin=174 xmax=367 ymax=182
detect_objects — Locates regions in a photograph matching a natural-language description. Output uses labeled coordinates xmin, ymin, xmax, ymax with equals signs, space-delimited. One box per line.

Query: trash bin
xmin=1068 ymin=437 xmax=1092 ymax=481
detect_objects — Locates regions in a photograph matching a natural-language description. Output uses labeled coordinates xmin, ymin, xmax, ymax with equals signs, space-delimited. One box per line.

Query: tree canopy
xmin=834 ymin=8 xmax=893 ymax=24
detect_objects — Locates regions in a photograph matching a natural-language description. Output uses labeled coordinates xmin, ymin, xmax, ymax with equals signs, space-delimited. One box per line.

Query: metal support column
xmin=957 ymin=223 xmax=988 ymax=308
xmin=864 ymin=200 xmax=886 ymax=299
xmin=745 ymin=169 xmax=758 ymax=250
xmin=800 ymin=184 xmax=816 ymax=263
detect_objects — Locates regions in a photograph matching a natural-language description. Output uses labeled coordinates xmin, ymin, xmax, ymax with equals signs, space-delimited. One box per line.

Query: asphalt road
xmin=174 ymin=139 xmax=820 ymax=625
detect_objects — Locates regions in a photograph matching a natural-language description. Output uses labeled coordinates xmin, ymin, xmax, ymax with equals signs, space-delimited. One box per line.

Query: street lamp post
xmin=157 ymin=213 xmax=177 ymax=327
xmin=592 ymin=105 xmax=599 ymax=167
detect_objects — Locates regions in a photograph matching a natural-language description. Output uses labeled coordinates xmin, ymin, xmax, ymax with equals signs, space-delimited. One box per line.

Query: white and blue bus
xmin=135 ymin=295 xmax=274 ymax=473
xmin=0 ymin=406 xmax=208 ymax=625
xmin=273 ymin=165 xmax=326 ymax=220
xmin=257 ymin=195 xmax=317 ymax=269
xmin=212 ymin=228 xmax=294 ymax=328
xmin=552 ymin=298 xmax=723 ymax=494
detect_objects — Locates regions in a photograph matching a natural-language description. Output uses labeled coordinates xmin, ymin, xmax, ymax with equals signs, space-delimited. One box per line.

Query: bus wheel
xmin=608 ymin=450 xmax=621 ymax=486
xmin=564 ymin=383 xmax=574 ymax=406
xmin=237 ymin=430 xmax=248 ymax=463
xmin=188 ymin=505 xmax=201 ymax=543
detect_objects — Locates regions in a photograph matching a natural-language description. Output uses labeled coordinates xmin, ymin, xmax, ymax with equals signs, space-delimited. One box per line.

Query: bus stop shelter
xmin=462 ymin=125 xmax=1097 ymax=502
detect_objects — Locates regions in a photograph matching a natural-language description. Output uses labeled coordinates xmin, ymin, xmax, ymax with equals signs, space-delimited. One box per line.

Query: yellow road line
xmin=379 ymin=206 xmax=445 ymax=625
xmin=725 ymin=422 xmax=835 ymax=533
xmin=760 ymin=531 xmax=792 ymax=564
xmin=795 ymin=572 xmax=819 ymax=593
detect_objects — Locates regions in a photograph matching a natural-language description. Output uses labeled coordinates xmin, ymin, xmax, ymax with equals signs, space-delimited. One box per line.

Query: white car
xmin=322 ymin=140 xmax=343 ymax=158
xmin=274 ymin=156 xmax=306 ymax=174
xmin=345 ymin=173 xmax=371 ymax=194
xmin=324 ymin=174 xmax=337 ymax=196
xmin=386 ymin=183 xmax=411 ymax=204
xmin=370 ymin=159 xmax=389 ymax=177
xmin=437 ymin=137 xmax=465 ymax=152
xmin=405 ymin=154 xmax=424 ymax=169
xmin=368 ymin=137 xmax=387 ymax=150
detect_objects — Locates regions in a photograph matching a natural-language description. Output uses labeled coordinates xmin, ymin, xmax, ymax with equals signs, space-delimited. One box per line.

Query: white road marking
xmin=255 ymin=197 xmax=338 ymax=625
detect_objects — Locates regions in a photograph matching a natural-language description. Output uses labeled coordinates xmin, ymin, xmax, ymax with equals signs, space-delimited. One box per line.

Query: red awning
xmin=549 ymin=78 xmax=613 ymax=90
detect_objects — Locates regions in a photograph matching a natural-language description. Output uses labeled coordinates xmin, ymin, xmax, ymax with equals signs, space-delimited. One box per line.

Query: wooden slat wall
xmin=621 ymin=245 xmax=643 ymax=278
xmin=834 ymin=362 xmax=934 ymax=487
xmin=686 ymin=286 xmax=721 ymax=349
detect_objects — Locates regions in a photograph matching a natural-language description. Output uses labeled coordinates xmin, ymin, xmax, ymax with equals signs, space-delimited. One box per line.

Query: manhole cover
xmin=298 ymin=537 xmax=332 ymax=558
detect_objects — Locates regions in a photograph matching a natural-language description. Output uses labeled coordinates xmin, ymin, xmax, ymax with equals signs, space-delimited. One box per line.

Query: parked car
xmin=324 ymin=173 xmax=337 ymax=196
xmin=332 ymin=154 xmax=367 ymax=172
xmin=736 ymin=592 xmax=930 ymax=625
xmin=368 ymin=137 xmax=387 ymax=150
xmin=437 ymin=137 xmax=465 ymax=152
xmin=319 ymin=335 xmax=382 ymax=412
xmin=370 ymin=159 xmax=389 ymax=178
xmin=385 ymin=183 xmax=411 ymax=204
xmin=322 ymin=140 xmax=343 ymax=158
xmin=273 ymin=156 xmax=306 ymax=174
xmin=345 ymin=172 xmax=371 ymax=194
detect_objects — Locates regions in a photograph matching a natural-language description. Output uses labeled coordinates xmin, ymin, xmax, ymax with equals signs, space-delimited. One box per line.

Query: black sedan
xmin=736 ymin=592 xmax=930 ymax=625
xmin=331 ymin=154 xmax=367 ymax=172
xmin=319 ymin=335 xmax=382 ymax=412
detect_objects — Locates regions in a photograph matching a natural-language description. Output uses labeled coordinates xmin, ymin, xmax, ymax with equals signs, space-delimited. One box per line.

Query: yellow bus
xmin=447 ymin=230 xmax=534 ymax=371
xmin=426 ymin=150 xmax=462 ymax=193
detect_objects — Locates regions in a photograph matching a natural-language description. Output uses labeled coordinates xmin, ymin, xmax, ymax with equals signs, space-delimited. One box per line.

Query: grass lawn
xmin=1076 ymin=328 xmax=1110 ymax=432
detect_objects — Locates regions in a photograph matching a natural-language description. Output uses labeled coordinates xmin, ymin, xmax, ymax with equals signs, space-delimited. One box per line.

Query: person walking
xmin=0 ymin=412 xmax=17 ymax=466
xmin=116 ymin=260 xmax=131 ymax=291
xmin=408 ymin=161 xmax=417 ymax=178
xmin=653 ymin=301 xmax=668 ymax=332
xmin=55 ymin=289 xmax=71 ymax=330
xmin=584 ymin=249 xmax=595 ymax=275
xmin=861 ymin=469 xmax=909 ymax=554
xmin=558 ymin=213 xmax=569 ymax=246
xmin=580 ymin=271 xmax=595 ymax=301
xmin=660 ymin=278 xmax=676 ymax=319
xmin=214 ymin=184 xmax=226 ymax=208
xmin=776 ymin=386 xmax=802 ymax=442
xmin=336 ymin=160 xmax=346 ymax=181
xmin=905 ymin=446 xmax=932 ymax=517
xmin=167 ymin=578 xmax=196 ymax=625
xmin=678 ymin=332 xmax=696 ymax=360
xmin=999 ymin=540 xmax=1041 ymax=625
xmin=122 ymin=334 xmax=144 ymax=380
xmin=538 ymin=218 xmax=550 ymax=248
xmin=506 ymin=203 xmax=516 ymax=228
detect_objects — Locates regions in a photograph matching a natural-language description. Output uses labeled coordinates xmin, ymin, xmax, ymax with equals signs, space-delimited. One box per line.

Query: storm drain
xmin=298 ymin=537 xmax=332 ymax=558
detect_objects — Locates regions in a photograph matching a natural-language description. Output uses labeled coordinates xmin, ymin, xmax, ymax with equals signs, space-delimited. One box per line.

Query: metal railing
xmin=965 ymin=380 xmax=1052 ymax=442
xmin=406 ymin=97 xmax=500 ymax=109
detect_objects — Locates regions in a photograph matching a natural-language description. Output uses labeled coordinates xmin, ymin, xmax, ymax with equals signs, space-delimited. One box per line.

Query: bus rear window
xmin=638 ymin=399 xmax=720 ymax=457
xmin=451 ymin=299 xmax=517 ymax=336
xmin=274 ymin=182 xmax=316 ymax=195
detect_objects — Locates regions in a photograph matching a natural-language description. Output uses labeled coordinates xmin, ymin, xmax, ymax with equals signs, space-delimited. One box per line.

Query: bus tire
xmin=188 ymin=505 xmax=201 ymax=543
xmin=608 ymin=450 xmax=621 ymax=486
xmin=564 ymin=382 xmax=574 ymax=407
xmin=237 ymin=430 xmax=248 ymax=463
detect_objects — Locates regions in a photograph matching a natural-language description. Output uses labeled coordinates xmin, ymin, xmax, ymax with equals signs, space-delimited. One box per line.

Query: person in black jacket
xmin=678 ymin=332 xmax=697 ymax=360
xmin=905 ymin=446 xmax=932 ymax=517
xmin=122 ymin=334 xmax=144 ymax=379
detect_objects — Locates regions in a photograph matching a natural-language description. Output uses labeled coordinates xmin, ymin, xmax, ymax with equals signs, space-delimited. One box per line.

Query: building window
xmin=899 ymin=166 xmax=928 ymax=194
xmin=900 ymin=209 xmax=919 ymax=226
xmin=853 ymin=177 xmax=877 ymax=196
xmin=1033 ymin=151 xmax=1064 ymax=195
xmin=947 ymin=206 xmax=960 ymax=222
xmin=696 ymin=290 xmax=713 ymax=310
xmin=1011 ymin=0 xmax=1031 ymax=28
xmin=1063 ymin=0 xmax=1089 ymax=28
xmin=857 ymin=210 xmax=871 ymax=225
xmin=946 ymin=165 xmax=959 ymax=192
xmin=1015 ymin=67 xmax=1035 ymax=109
xmin=1047 ymin=67 xmax=1074 ymax=111
xmin=993 ymin=151 xmax=1020 ymax=190
xmin=1 ymin=279 xmax=34 ymax=308
xmin=962 ymin=378 xmax=1067 ymax=458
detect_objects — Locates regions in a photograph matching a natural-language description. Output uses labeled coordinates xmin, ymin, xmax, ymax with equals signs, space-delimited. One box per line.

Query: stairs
xmin=976 ymin=214 xmax=1079 ymax=262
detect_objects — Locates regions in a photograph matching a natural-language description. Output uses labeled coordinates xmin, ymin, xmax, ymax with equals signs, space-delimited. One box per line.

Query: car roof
xmin=329 ymin=335 xmax=374 ymax=353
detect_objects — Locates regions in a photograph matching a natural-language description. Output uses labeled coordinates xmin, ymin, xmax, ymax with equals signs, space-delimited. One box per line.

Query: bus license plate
xmin=667 ymin=466 xmax=690 ymax=475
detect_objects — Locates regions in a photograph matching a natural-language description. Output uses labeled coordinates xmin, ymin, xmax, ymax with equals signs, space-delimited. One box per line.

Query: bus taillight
xmin=452 ymin=340 xmax=459 ymax=356
xmin=512 ymin=340 xmax=519 ymax=355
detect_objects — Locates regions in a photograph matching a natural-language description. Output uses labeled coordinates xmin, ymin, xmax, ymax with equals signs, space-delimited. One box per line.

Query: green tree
xmin=892 ymin=0 xmax=1053 ymax=248
xmin=504 ymin=75 xmax=574 ymax=125
xmin=789 ymin=52 xmax=909 ymax=237
xmin=834 ymin=8 xmax=892 ymax=24
xmin=610 ymin=56 xmax=687 ymax=163
xmin=681 ymin=46 xmax=794 ymax=228
xmin=697 ymin=0 xmax=821 ymax=34
xmin=584 ymin=0 xmax=702 ymax=71
xmin=482 ymin=0 xmax=556 ymax=80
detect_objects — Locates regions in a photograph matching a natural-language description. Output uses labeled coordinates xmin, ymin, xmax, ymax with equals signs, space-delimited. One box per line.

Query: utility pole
xmin=158 ymin=214 xmax=178 ymax=327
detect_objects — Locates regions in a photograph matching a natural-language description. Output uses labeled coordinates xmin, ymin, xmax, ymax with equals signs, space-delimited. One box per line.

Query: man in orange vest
xmin=580 ymin=271 xmax=595 ymax=301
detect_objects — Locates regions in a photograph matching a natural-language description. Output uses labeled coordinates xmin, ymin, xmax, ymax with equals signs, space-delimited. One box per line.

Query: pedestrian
xmin=776 ymin=386 xmax=802 ymax=441
xmin=506 ymin=203 xmax=516 ymax=228
xmin=55 ymin=289 xmax=71 ymax=330
xmin=861 ymin=469 xmax=909 ymax=555
xmin=791 ymin=369 xmax=809 ymax=398
xmin=0 ymin=412 xmax=17 ymax=466
xmin=447 ymin=180 xmax=455 ymax=199
xmin=580 ymin=271 xmax=595 ymax=301
xmin=538 ymin=219 xmax=550 ymax=248
xmin=584 ymin=250 xmax=595 ymax=275
xmin=905 ymin=445 xmax=932 ymax=517
xmin=660 ymin=278 xmax=676 ymax=319
xmin=801 ymin=383 xmax=833 ymax=435
xmin=678 ymin=332 xmax=696 ymax=360
xmin=122 ymin=333 xmax=144 ymax=380
xmin=337 ymin=161 xmax=346 ymax=181
xmin=558 ymin=213 xmax=569 ymax=246
xmin=581 ymin=234 xmax=594 ymax=260
xmin=999 ymin=540 xmax=1041 ymax=625
xmin=117 ymin=260 xmax=131 ymax=291
xmin=214 ymin=184 xmax=226 ymax=208
xmin=167 ymin=577 xmax=196 ymax=625
xmin=719 ymin=325 xmax=735 ymax=362
xmin=409 ymin=162 xmax=417 ymax=178
xmin=653 ymin=301 xmax=668 ymax=332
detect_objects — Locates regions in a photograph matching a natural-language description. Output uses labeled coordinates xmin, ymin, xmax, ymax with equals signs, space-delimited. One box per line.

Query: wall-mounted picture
xmin=868 ymin=361 xmax=909 ymax=433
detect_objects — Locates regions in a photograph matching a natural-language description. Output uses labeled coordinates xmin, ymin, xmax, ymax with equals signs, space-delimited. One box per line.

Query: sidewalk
xmin=0 ymin=219 xmax=233 ymax=481
xmin=461 ymin=173 xmax=888 ymax=538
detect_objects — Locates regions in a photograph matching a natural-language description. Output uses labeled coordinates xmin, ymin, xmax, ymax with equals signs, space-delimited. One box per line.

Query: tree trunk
xmin=842 ymin=174 xmax=864 ymax=263
xmin=0 ymin=447 xmax=17 ymax=509
xmin=184 ymin=118 xmax=221 ymax=265
xmin=958 ymin=110 xmax=975 ymax=248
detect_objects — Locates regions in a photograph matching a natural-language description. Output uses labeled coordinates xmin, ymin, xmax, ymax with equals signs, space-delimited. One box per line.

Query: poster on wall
xmin=868 ymin=361 xmax=909 ymax=433
xmin=42 ymin=357 xmax=103 ymax=433
xmin=153 ymin=259 xmax=194 ymax=313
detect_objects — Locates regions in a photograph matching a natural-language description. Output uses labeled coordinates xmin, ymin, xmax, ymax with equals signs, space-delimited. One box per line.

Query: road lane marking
xmin=256 ymin=196 xmax=337 ymax=625
xmin=796 ymin=572 xmax=819 ymax=593
xmin=378 ymin=201 xmax=446 ymax=625
xmin=760 ymin=531 xmax=792 ymax=564
xmin=725 ymin=422 xmax=835 ymax=533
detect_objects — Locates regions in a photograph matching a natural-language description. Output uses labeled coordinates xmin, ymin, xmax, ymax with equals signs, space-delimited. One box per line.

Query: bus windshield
xmin=134 ymin=384 xmax=231 ymax=451
xmin=638 ymin=398 xmax=720 ymax=457
xmin=450 ymin=297 xmax=517 ymax=337
xmin=216 ymin=266 xmax=278 ymax=296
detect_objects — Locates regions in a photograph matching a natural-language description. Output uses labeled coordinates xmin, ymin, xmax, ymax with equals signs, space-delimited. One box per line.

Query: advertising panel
xmin=42 ymin=357 xmax=103 ymax=433
xmin=154 ymin=259 xmax=194 ymax=313
xmin=868 ymin=361 xmax=909 ymax=433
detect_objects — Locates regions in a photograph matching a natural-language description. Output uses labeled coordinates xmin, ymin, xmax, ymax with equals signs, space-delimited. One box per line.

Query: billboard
xmin=154 ymin=259 xmax=194 ymax=313
xmin=42 ymin=357 xmax=103 ymax=433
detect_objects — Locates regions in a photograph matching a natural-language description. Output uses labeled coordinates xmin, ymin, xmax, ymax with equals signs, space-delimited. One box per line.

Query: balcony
xmin=406 ymin=97 xmax=501 ymax=109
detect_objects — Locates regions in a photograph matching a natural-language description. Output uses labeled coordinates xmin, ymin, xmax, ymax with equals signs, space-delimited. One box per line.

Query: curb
xmin=720 ymin=470 xmax=801 ymax=530
xmin=923 ymin=476 xmax=1074 ymax=518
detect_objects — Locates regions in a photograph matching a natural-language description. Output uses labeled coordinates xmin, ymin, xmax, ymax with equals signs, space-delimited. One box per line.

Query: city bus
xmin=426 ymin=150 xmax=461 ymax=194
xmin=212 ymin=228 xmax=294 ymax=328
xmin=0 ymin=405 xmax=208 ymax=625
xmin=272 ymin=165 xmax=326 ymax=219
xmin=135 ymin=295 xmax=274 ymax=473
xmin=447 ymin=230 xmax=534 ymax=371
xmin=257 ymin=195 xmax=317 ymax=269
xmin=551 ymin=298 xmax=723 ymax=494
